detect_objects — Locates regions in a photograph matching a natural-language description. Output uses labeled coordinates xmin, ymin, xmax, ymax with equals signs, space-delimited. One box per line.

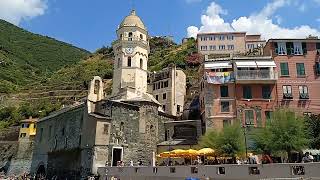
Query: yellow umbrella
xmin=197 ymin=148 xmax=215 ymax=156
xmin=171 ymin=149 xmax=187 ymax=157
xmin=186 ymin=149 xmax=198 ymax=157
xmin=158 ymin=151 xmax=171 ymax=158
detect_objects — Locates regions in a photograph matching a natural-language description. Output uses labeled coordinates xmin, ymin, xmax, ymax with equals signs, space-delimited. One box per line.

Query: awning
xmin=235 ymin=61 xmax=257 ymax=68
xmin=204 ymin=62 xmax=232 ymax=69
xmin=256 ymin=61 xmax=276 ymax=68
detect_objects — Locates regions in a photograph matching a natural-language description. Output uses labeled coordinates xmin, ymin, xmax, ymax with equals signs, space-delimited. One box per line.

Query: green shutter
xmin=280 ymin=62 xmax=289 ymax=76
xmin=243 ymin=86 xmax=252 ymax=99
xmin=296 ymin=63 xmax=305 ymax=76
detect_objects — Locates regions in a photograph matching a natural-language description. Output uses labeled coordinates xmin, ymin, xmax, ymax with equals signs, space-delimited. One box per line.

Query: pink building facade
xmin=264 ymin=39 xmax=320 ymax=115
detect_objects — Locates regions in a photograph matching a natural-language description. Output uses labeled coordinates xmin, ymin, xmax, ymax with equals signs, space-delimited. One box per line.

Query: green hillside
xmin=0 ymin=30 xmax=200 ymax=129
xmin=0 ymin=20 xmax=90 ymax=93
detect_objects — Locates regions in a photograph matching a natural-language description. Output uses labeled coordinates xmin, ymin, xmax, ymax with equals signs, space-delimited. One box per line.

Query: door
xmin=112 ymin=148 xmax=123 ymax=166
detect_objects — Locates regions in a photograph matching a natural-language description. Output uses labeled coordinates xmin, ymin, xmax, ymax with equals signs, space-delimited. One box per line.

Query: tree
xmin=305 ymin=114 xmax=320 ymax=149
xmin=252 ymin=109 xmax=308 ymax=162
xmin=200 ymin=123 xmax=245 ymax=160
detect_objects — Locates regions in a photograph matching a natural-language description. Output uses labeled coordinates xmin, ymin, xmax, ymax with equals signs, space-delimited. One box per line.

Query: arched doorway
xmin=36 ymin=165 xmax=46 ymax=180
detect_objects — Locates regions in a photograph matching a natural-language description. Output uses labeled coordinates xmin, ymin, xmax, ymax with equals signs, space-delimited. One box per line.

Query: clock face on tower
xmin=125 ymin=47 xmax=134 ymax=54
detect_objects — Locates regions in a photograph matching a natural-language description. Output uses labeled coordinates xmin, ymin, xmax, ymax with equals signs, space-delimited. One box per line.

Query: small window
xmin=245 ymin=110 xmax=254 ymax=125
xmin=117 ymin=58 xmax=121 ymax=68
xmin=221 ymin=101 xmax=230 ymax=112
xmin=283 ymin=85 xmax=293 ymax=99
xmin=164 ymin=81 xmax=169 ymax=88
xmin=219 ymin=35 xmax=225 ymax=40
xmin=103 ymin=124 xmax=109 ymax=134
xmin=20 ymin=133 xmax=27 ymax=138
xmin=61 ymin=127 xmax=65 ymax=136
xmin=163 ymin=93 xmax=166 ymax=100
xmin=140 ymin=58 xmax=143 ymax=69
xmin=170 ymin=167 xmax=176 ymax=173
xmin=161 ymin=82 xmax=164 ymax=88
xmin=191 ymin=167 xmax=198 ymax=174
xmin=296 ymin=63 xmax=305 ymax=76
xmin=299 ymin=85 xmax=309 ymax=99
xmin=140 ymin=34 xmax=143 ymax=40
xmin=120 ymin=122 xmax=124 ymax=131
xmin=262 ymin=86 xmax=271 ymax=99
xmin=227 ymin=45 xmax=234 ymax=50
xmin=128 ymin=32 xmax=133 ymax=41
xmin=219 ymin=45 xmax=225 ymax=50
xmin=156 ymin=95 xmax=159 ymax=100
xmin=280 ymin=62 xmax=289 ymax=76
xmin=177 ymin=105 xmax=181 ymax=113
xmin=127 ymin=57 xmax=131 ymax=67
xmin=217 ymin=167 xmax=225 ymax=175
xmin=243 ymin=86 xmax=252 ymax=99
xmin=249 ymin=167 xmax=260 ymax=175
xmin=220 ymin=86 xmax=229 ymax=97
xmin=162 ymin=105 xmax=166 ymax=111
xmin=292 ymin=166 xmax=305 ymax=175
xmin=94 ymin=80 xmax=100 ymax=94
xmin=153 ymin=84 xmax=156 ymax=90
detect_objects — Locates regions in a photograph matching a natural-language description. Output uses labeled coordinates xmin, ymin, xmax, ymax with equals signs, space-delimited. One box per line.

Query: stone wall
xmin=6 ymin=140 xmax=34 ymax=176
xmin=31 ymin=104 xmax=85 ymax=178
xmin=0 ymin=141 xmax=18 ymax=174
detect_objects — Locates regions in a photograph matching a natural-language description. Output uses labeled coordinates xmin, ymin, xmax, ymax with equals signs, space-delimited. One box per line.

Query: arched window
xmin=120 ymin=34 xmax=123 ymax=39
xmin=140 ymin=58 xmax=143 ymax=69
xmin=120 ymin=122 xmax=124 ymax=131
xmin=140 ymin=34 xmax=143 ymax=40
xmin=127 ymin=57 xmax=131 ymax=67
xmin=94 ymin=80 xmax=100 ymax=94
xmin=128 ymin=32 xmax=133 ymax=41
xmin=117 ymin=58 xmax=121 ymax=68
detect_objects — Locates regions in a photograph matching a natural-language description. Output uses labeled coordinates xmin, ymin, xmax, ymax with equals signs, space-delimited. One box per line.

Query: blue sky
xmin=1 ymin=0 xmax=320 ymax=52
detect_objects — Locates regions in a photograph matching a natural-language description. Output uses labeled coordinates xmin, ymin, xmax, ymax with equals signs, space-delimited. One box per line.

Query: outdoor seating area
xmin=156 ymin=148 xmax=240 ymax=166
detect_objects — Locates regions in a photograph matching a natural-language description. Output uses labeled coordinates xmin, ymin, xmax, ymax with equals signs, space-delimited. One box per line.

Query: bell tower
xmin=112 ymin=10 xmax=150 ymax=96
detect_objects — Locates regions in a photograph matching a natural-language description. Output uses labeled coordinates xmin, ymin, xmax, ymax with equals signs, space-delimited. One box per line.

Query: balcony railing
xmin=236 ymin=70 xmax=278 ymax=81
xmin=112 ymin=37 xmax=148 ymax=45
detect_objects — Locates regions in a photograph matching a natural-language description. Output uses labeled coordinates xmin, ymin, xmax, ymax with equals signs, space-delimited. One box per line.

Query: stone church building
xmin=30 ymin=10 xmax=185 ymax=179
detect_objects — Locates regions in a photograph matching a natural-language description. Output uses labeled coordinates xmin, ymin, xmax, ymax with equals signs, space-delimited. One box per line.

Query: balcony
xmin=235 ymin=70 xmax=278 ymax=84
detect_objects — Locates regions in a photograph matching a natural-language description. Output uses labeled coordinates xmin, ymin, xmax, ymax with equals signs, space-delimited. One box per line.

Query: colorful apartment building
xmin=197 ymin=32 xmax=266 ymax=55
xmin=200 ymin=55 xmax=277 ymax=131
xmin=264 ymin=38 xmax=320 ymax=115
xmin=19 ymin=117 xmax=38 ymax=140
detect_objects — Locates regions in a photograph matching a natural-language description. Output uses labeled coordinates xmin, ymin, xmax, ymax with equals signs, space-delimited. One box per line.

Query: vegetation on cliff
xmin=0 ymin=20 xmax=89 ymax=93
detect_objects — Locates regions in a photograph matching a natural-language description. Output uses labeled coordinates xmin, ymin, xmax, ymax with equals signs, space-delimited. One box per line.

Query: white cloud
xmin=187 ymin=0 xmax=320 ymax=40
xmin=0 ymin=0 xmax=47 ymax=25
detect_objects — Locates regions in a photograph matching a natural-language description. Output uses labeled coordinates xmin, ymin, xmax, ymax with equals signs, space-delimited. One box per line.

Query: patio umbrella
xmin=186 ymin=149 xmax=198 ymax=157
xmin=158 ymin=152 xmax=171 ymax=158
xmin=171 ymin=149 xmax=187 ymax=157
xmin=197 ymin=148 xmax=215 ymax=156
